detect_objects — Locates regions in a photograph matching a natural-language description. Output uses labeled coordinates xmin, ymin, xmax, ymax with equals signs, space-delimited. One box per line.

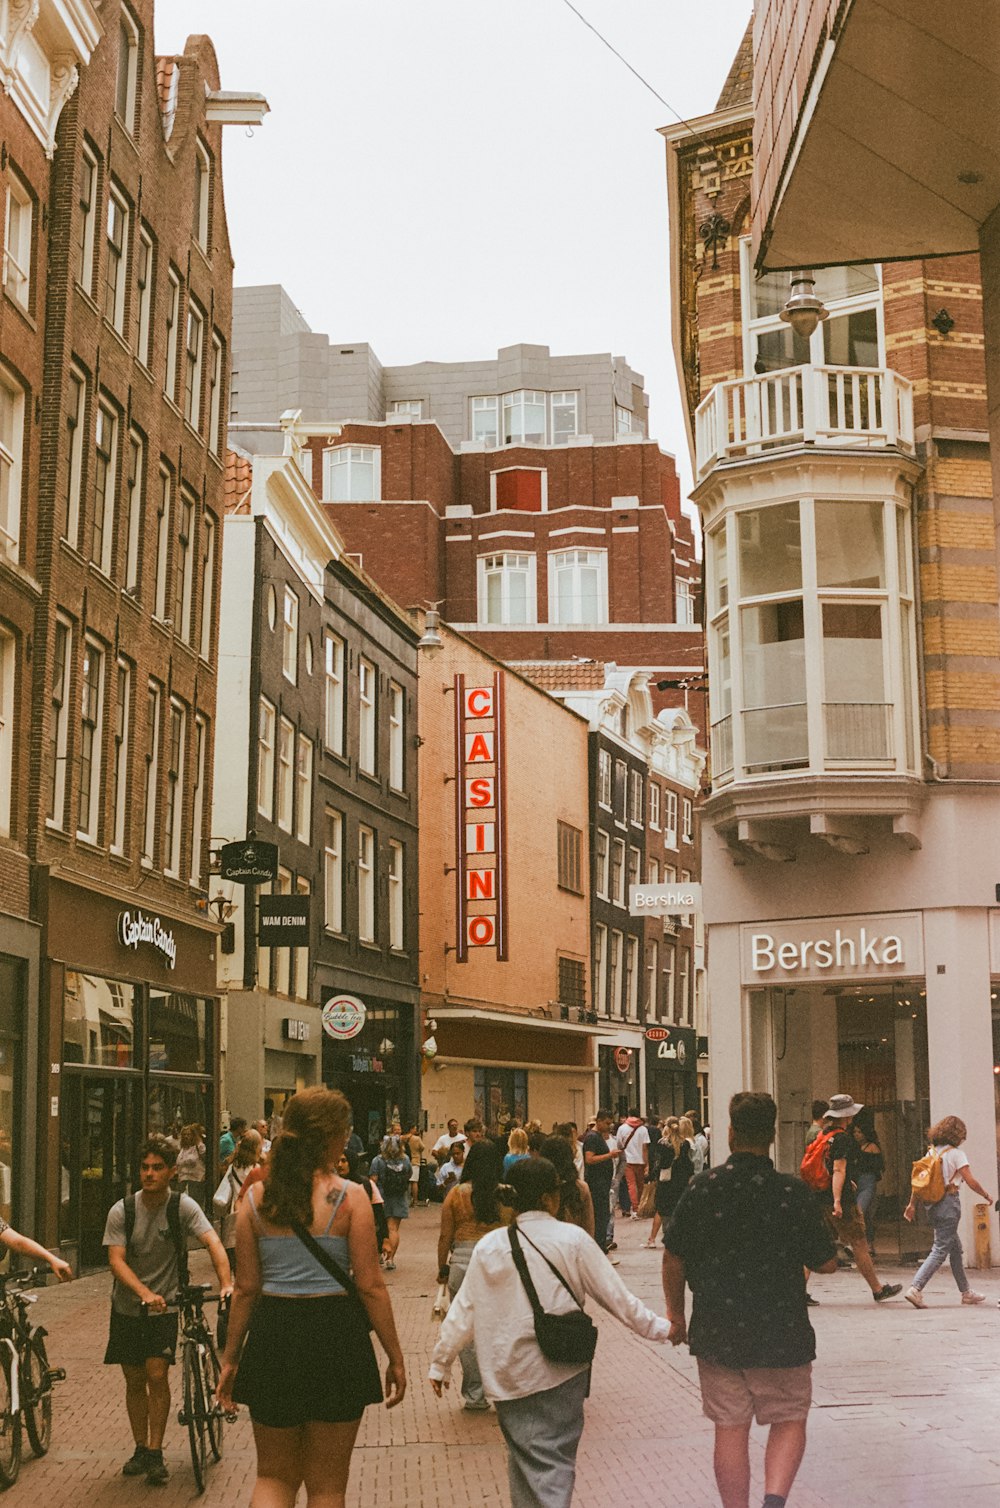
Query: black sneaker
xmin=146 ymin=1452 xmax=169 ymax=1486
xmin=122 ymin=1445 xmax=150 ymax=1477
xmin=874 ymin=1283 xmax=903 ymax=1302
xmin=805 ymin=1294 xmax=819 ymax=1306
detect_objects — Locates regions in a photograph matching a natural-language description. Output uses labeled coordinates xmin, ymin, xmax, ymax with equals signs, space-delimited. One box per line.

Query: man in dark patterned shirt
xmin=662 ymin=1092 xmax=837 ymax=1508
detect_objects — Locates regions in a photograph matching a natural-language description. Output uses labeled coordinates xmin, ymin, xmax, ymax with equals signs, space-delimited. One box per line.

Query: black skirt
xmin=233 ymin=1294 xmax=383 ymax=1427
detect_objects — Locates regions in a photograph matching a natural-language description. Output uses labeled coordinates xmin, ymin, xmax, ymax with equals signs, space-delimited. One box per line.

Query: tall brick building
xmin=0 ymin=0 xmax=265 ymax=1261
xmin=664 ymin=20 xmax=998 ymax=1264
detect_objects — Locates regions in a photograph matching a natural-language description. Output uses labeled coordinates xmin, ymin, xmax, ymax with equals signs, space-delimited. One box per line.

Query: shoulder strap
xmin=290 ymin=1217 xmax=361 ymax=1304
xmin=167 ymin=1191 xmax=189 ymax=1288
xmin=621 ymin=1123 xmax=641 ymax=1152
xmin=510 ymin=1222 xmax=584 ymax=1310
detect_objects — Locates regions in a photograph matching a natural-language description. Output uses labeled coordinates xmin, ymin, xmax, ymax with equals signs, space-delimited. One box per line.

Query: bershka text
xmin=751 ymin=928 xmax=903 ymax=973
xmin=119 ymin=909 xmax=177 ymax=969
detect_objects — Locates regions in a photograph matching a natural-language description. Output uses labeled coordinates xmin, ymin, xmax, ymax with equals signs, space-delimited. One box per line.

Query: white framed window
xmin=295 ymin=732 xmax=312 ymax=843
xmin=597 ymin=748 xmax=612 ymax=808
xmin=4 ymin=171 xmax=32 ymax=309
xmin=322 ymin=445 xmax=380 ymax=501
xmin=141 ymin=680 xmax=161 ymax=865
xmin=190 ymin=714 xmax=207 ymax=886
xmin=678 ymin=949 xmax=691 ymax=1024
xmin=48 ymin=618 xmax=72 ymax=827
xmin=593 ymin=923 xmax=608 ymax=1014
xmin=740 ymin=238 xmax=884 ymax=376
xmin=110 ymin=657 xmax=131 ymax=854
xmin=358 ymin=825 xmax=375 ymax=943
xmin=324 ymin=631 xmax=345 ymax=753
xmin=682 ymin=797 xmax=693 ymax=843
xmin=389 ymin=681 xmax=405 ymax=791
xmin=257 ymin=697 xmax=275 ymax=819
xmin=503 ymin=389 xmax=546 ymax=446
xmin=648 ymin=780 xmax=661 ymax=830
xmin=273 ymin=868 xmax=292 ymax=996
xmin=208 ymin=333 xmax=223 ymax=455
xmin=0 ymin=629 xmax=12 ymax=836
xmin=103 ymin=187 xmax=129 ymax=332
xmin=614 ymin=759 xmax=627 ymax=823
xmin=163 ymin=268 xmax=180 ymax=399
xmin=645 ymin=939 xmax=659 ymax=1018
xmin=388 ymin=399 xmax=423 ymax=418
xmin=153 ymin=466 xmax=171 ymax=620
xmin=256 ymin=879 xmax=272 ymax=986
xmin=199 ymin=512 xmax=215 ymax=658
xmin=282 ymin=588 xmax=298 ymax=683
xmin=323 ymin=809 xmax=343 ymax=932
xmin=277 ymin=716 xmax=294 ymax=831
xmin=664 ymin=789 xmax=678 ymax=847
xmin=91 ymin=400 xmax=117 ymax=577
xmin=627 ymin=845 xmax=641 ymax=893
xmin=173 ymin=488 xmax=195 ymax=639
xmin=388 ymin=839 xmax=404 ymax=950
xmin=359 ymin=657 xmax=376 ymax=775
xmin=115 ymin=7 xmax=139 ymax=133
xmin=292 ymin=876 xmax=310 ymax=999
xmin=625 ymin=934 xmax=639 ymax=1019
xmin=663 ymin=945 xmax=675 ymax=1020
xmin=193 ymin=140 xmax=211 ymax=250
xmin=595 ymin=829 xmax=610 ymax=898
xmin=75 ymin=146 xmax=98 ymax=294
xmin=648 ymin=856 xmax=659 ymax=886
xmin=478 ymin=552 xmax=536 ymax=626
xmin=124 ymin=430 xmax=143 ymax=594
xmin=163 ymin=698 xmax=185 ymax=876
xmin=61 ymin=366 xmax=86 ymax=549
xmin=183 ymin=300 xmax=204 ymax=430
xmin=675 ymin=579 xmax=696 ymax=624
xmin=0 ymin=370 xmax=24 ymax=561
xmin=611 ymin=838 xmax=625 ymax=907
xmin=78 ymin=637 xmax=105 ymax=841
xmin=629 ymin=770 xmax=643 ymax=825
xmin=470 ymin=395 xmax=498 ymax=446
xmin=550 ymin=391 xmax=578 ymax=445
xmin=615 ymin=404 xmax=634 ymax=436
xmin=134 ymin=226 xmax=153 ymax=366
xmin=609 ymin=929 xmax=623 ymax=1017
xmin=548 ymin=549 xmax=607 ymax=625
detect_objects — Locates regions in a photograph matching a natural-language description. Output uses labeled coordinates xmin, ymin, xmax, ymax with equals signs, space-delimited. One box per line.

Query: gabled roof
xmin=716 ymin=18 xmax=753 ymax=110
xmin=509 ymin=661 xmax=607 ymax=692
xmin=223 ymin=449 xmax=253 ymax=515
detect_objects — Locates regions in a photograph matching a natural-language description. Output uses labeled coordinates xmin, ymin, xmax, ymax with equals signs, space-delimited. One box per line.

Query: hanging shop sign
xmin=454 ymin=673 xmax=508 ymax=961
xmin=630 ymin=882 xmax=702 ymax=916
xmin=614 ymin=1046 xmax=632 ymax=1074
xmin=257 ymin=895 xmax=311 ymax=949
xmin=322 ymin=995 xmax=367 ymax=1041
xmin=118 ymin=909 xmax=177 ymax=969
xmin=644 ymin=1025 xmax=669 ymax=1042
xmin=219 ymin=840 xmax=279 ymax=886
xmin=740 ymin=912 xmax=923 ymax=984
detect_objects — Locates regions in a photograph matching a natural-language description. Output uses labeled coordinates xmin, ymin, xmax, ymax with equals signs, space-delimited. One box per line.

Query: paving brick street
xmin=8 ymin=1206 xmax=1000 ymax=1507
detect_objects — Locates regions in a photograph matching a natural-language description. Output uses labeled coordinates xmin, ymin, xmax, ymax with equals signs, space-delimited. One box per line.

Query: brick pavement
xmin=7 ymin=1207 xmax=1000 ymax=1506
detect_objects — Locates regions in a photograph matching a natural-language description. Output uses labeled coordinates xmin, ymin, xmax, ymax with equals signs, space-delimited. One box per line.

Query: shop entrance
xmin=60 ymin=1074 xmax=141 ymax=1268
xmin=751 ymin=979 xmax=931 ymax=1262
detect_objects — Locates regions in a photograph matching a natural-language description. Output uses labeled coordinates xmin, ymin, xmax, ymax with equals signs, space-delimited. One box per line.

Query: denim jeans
xmin=912 ymin=1192 xmax=968 ymax=1293
xmin=855 ymin=1171 xmax=879 ymax=1248
xmin=447 ymin=1242 xmax=486 ymax=1404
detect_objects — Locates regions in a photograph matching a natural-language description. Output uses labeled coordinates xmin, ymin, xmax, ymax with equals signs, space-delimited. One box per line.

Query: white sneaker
xmin=607 ymin=1255 xmax=621 ymax=1266
xmin=904 ymin=1286 xmax=926 ymax=1309
xmin=629 ymin=1211 xmax=638 ymax=1221
xmin=961 ymin=1290 xmax=986 ymax=1305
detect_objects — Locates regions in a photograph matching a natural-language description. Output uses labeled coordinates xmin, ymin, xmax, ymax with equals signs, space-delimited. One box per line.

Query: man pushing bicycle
xmin=103 ymin=1134 xmax=232 ymax=1486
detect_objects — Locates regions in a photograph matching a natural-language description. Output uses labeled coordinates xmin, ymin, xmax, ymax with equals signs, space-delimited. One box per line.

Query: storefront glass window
xmin=0 ymin=957 xmax=24 ymax=1225
xmin=63 ymin=972 xmax=136 ymax=1067
xmin=146 ymin=1079 xmax=212 ymax=1144
xmin=473 ymin=1066 xmax=527 ymax=1136
xmin=148 ymin=991 xmax=209 ymax=1074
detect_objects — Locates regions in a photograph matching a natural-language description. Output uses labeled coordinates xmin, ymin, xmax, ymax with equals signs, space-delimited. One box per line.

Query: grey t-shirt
xmin=104 ymin=1192 xmax=212 ymax=1316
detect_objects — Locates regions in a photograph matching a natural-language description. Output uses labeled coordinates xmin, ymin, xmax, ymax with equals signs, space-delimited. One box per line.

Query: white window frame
xmin=595 ymin=829 xmax=610 ymax=898
xmin=91 ymin=399 xmax=117 ymax=577
xmin=0 ymin=368 xmax=24 ymax=561
xmin=593 ymin=924 xmax=608 ymax=1014
xmin=273 ymin=867 xmax=292 ymax=996
xmin=282 ymin=587 xmax=298 ymax=684
xmin=664 ymin=789 xmax=678 ymax=848
xmin=4 ymin=171 xmax=32 ymax=309
xmin=625 ymin=934 xmax=639 ymax=1020
xmin=115 ymin=6 xmax=139 ymax=134
xmin=103 ymin=186 xmax=128 ymax=332
xmin=389 ymin=681 xmax=405 ymax=792
xmin=663 ymin=945 xmax=675 ymax=1020
xmin=502 ymin=389 xmax=546 ymax=446
xmin=257 ymin=697 xmax=275 ymax=820
xmin=208 ymin=332 xmax=223 ymax=455
xmin=615 ymin=404 xmax=634 ymax=436
xmin=358 ymin=657 xmax=376 ymax=775
xmin=388 ymin=839 xmax=404 ymax=950
xmin=597 ymin=748 xmax=612 ymax=809
xmin=75 ymin=146 xmax=98 ymax=295
xmin=648 ymin=780 xmax=661 ymax=830
xmin=611 ymin=838 xmax=626 ymax=907
xmin=675 ymin=578 xmax=696 ymax=625
xmin=62 ymin=366 xmax=86 ymax=550
xmin=173 ymin=487 xmax=195 ymax=640
xmin=134 ymin=225 xmax=153 ymax=366
xmin=199 ymin=512 xmax=215 ymax=658
xmin=550 ymin=391 xmax=578 ymax=445
xmin=629 ymin=769 xmax=643 ymax=826
xmin=277 ymin=716 xmax=294 ymax=832
xmin=141 ymin=679 xmax=161 ymax=866
xmin=646 ymin=938 xmax=659 ymax=1019
xmin=77 ymin=636 xmax=105 ymax=842
xmin=292 ymin=875 xmax=310 ymax=1000
xmin=163 ymin=268 xmax=180 ymax=399
xmin=323 ymin=809 xmax=343 ymax=932
xmin=163 ymin=698 xmax=185 ymax=876
xmin=322 ymin=445 xmax=381 ymax=501
xmin=678 ymin=949 xmax=691 ymax=1025
xmin=477 ymin=552 xmax=537 ymax=626
xmin=153 ymin=466 xmax=171 ymax=620
xmin=627 ymin=845 xmax=641 ymax=893
xmin=324 ymin=631 xmax=345 ymax=754
xmin=47 ymin=617 xmax=72 ymax=828
xmin=609 ymin=929 xmax=623 ymax=1017
xmin=358 ymin=824 xmax=375 ymax=943
xmin=190 ymin=713 xmax=207 ymax=886
xmin=295 ymin=732 xmax=312 ymax=844
xmin=388 ymin=399 xmax=423 ymax=418
xmin=124 ymin=429 xmax=143 ymax=594
xmin=682 ymin=797 xmax=693 ymax=843
xmin=110 ymin=656 xmax=131 ymax=854
xmin=470 ymin=395 xmax=499 ymax=446
xmin=183 ymin=299 xmax=204 ymax=431
xmin=547 ymin=548 xmax=608 ymax=625
xmin=0 ymin=629 xmax=14 ymax=836
xmin=193 ymin=139 xmax=211 ymax=250
xmin=739 ymin=237 xmax=885 ymax=377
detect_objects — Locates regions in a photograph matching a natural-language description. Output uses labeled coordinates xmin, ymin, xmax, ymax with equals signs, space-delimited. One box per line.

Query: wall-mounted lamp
xmin=417 ymin=608 xmax=443 ymax=653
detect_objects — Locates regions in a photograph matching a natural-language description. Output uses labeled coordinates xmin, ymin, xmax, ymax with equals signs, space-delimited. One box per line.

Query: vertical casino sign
xmin=454 ymin=672 xmax=508 ymax=962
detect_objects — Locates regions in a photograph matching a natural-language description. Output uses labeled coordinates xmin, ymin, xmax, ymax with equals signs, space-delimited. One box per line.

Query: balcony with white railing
xmin=695 ymin=365 xmax=914 ymax=480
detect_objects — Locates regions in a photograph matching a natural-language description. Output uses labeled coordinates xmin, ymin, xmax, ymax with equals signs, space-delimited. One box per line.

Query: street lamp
xmin=779 ymin=271 xmax=828 ymax=340
xmin=417 ymin=607 xmax=443 ymax=653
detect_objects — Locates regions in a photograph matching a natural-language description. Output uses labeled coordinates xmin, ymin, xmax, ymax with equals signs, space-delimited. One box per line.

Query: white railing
xmin=695 ymin=365 xmax=914 ymax=478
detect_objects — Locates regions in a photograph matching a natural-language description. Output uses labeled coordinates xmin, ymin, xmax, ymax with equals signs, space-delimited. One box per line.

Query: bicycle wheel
xmin=199 ymin=1341 xmax=223 ymax=1462
xmin=0 ymin=1347 xmax=22 ymax=1488
xmin=22 ymin=1335 xmax=51 ymax=1457
xmin=183 ymin=1342 xmax=207 ymax=1494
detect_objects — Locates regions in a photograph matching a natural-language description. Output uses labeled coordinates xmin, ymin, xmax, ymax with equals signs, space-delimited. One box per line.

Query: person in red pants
xmin=615 ymin=1110 xmax=650 ymax=1220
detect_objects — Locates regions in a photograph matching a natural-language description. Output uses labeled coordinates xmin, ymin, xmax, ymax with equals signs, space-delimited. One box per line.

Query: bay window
xmin=323 ymin=445 xmax=380 ymax=501
xmin=478 ymin=552 xmax=536 ymax=625
xmin=548 ymin=549 xmax=607 ymax=624
xmin=470 ymin=390 xmax=580 ymax=447
xmin=741 ymin=241 xmax=883 ymax=376
xmin=503 ymin=390 xmax=546 ymax=446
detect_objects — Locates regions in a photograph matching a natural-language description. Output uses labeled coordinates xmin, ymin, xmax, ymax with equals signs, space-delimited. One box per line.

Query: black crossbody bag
xmin=290 ymin=1220 xmax=373 ymax=1332
xmin=508 ymin=1223 xmax=597 ymax=1366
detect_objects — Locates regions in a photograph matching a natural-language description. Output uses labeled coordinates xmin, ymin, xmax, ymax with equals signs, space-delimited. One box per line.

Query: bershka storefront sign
xmin=454 ymin=673 xmax=508 ymax=960
xmin=118 ymin=909 xmax=177 ymax=969
xmin=740 ymin=912 xmax=923 ymax=983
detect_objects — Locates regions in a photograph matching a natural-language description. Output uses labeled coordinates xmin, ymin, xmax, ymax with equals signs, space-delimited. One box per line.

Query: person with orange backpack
xmin=903 ymin=1115 xmax=993 ymax=1308
xmin=799 ymin=1093 xmax=902 ymax=1303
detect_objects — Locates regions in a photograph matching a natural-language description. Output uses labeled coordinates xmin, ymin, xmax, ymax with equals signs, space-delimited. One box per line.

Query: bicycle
xmin=171 ymin=1283 xmax=232 ymax=1494
xmin=0 ymin=1267 xmax=67 ymax=1491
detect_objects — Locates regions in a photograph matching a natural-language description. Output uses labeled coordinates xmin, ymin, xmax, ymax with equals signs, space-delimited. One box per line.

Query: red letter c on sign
xmin=465 ymin=688 xmax=493 ymax=719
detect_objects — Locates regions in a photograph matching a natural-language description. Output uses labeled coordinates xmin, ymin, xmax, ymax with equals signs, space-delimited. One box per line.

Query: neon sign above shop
xmin=454 ymin=673 xmax=508 ymax=961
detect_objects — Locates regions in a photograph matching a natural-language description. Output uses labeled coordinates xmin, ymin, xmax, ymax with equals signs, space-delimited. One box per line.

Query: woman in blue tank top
xmin=217 ymin=1087 xmax=406 ymax=1505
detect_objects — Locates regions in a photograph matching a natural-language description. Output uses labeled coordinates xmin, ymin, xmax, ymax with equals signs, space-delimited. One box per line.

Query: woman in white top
xmin=429 ymin=1157 xmax=670 ymax=1508
xmin=903 ymin=1115 xmax=993 ymax=1307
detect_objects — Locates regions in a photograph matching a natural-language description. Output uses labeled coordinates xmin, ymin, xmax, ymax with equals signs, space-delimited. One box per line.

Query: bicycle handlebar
xmin=0 ymin=1267 xmax=53 ymax=1294
xmin=140 ymin=1289 xmax=230 ymax=1316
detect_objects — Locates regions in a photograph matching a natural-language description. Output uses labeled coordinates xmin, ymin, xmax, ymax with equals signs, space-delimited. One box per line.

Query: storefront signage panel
xmin=322 ymin=995 xmax=366 ymax=1041
xmin=454 ymin=673 xmax=508 ymax=961
xmin=630 ymin=882 xmax=702 ymax=916
xmin=258 ymin=895 xmax=310 ymax=949
xmin=219 ymin=840 xmax=279 ymax=886
xmin=118 ymin=910 xmax=177 ymax=969
xmin=740 ymin=912 xmax=923 ymax=984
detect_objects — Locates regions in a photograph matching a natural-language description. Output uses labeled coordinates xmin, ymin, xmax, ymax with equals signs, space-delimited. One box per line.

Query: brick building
xmin=663 ymin=19 xmax=999 ymax=1263
xmin=0 ymin=0 xmax=265 ymax=1262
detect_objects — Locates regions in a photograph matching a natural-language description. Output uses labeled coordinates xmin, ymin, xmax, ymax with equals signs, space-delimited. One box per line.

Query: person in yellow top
xmin=436 ymin=1140 xmax=510 ymax=1411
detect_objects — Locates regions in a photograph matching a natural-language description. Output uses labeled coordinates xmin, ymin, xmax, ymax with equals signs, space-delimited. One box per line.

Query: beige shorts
xmin=824 ymin=1202 xmax=867 ymax=1247
xmin=697 ymin=1359 xmax=813 ymax=1429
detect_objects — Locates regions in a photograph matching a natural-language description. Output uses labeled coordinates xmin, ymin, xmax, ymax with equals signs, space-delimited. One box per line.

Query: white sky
xmin=155 ymin=1 xmax=750 ymax=503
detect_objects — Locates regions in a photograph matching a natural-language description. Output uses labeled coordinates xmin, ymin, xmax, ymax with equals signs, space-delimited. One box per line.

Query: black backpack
xmin=380 ymin=1162 xmax=410 ymax=1198
xmin=122 ymin=1190 xmax=189 ymax=1292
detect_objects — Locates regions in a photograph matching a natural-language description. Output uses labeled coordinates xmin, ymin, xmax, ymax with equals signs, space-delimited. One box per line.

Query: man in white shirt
xmin=432 ymin=1119 xmax=464 ymax=1166
xmin=616 ymin=1109 xmax=650 ymax=1219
